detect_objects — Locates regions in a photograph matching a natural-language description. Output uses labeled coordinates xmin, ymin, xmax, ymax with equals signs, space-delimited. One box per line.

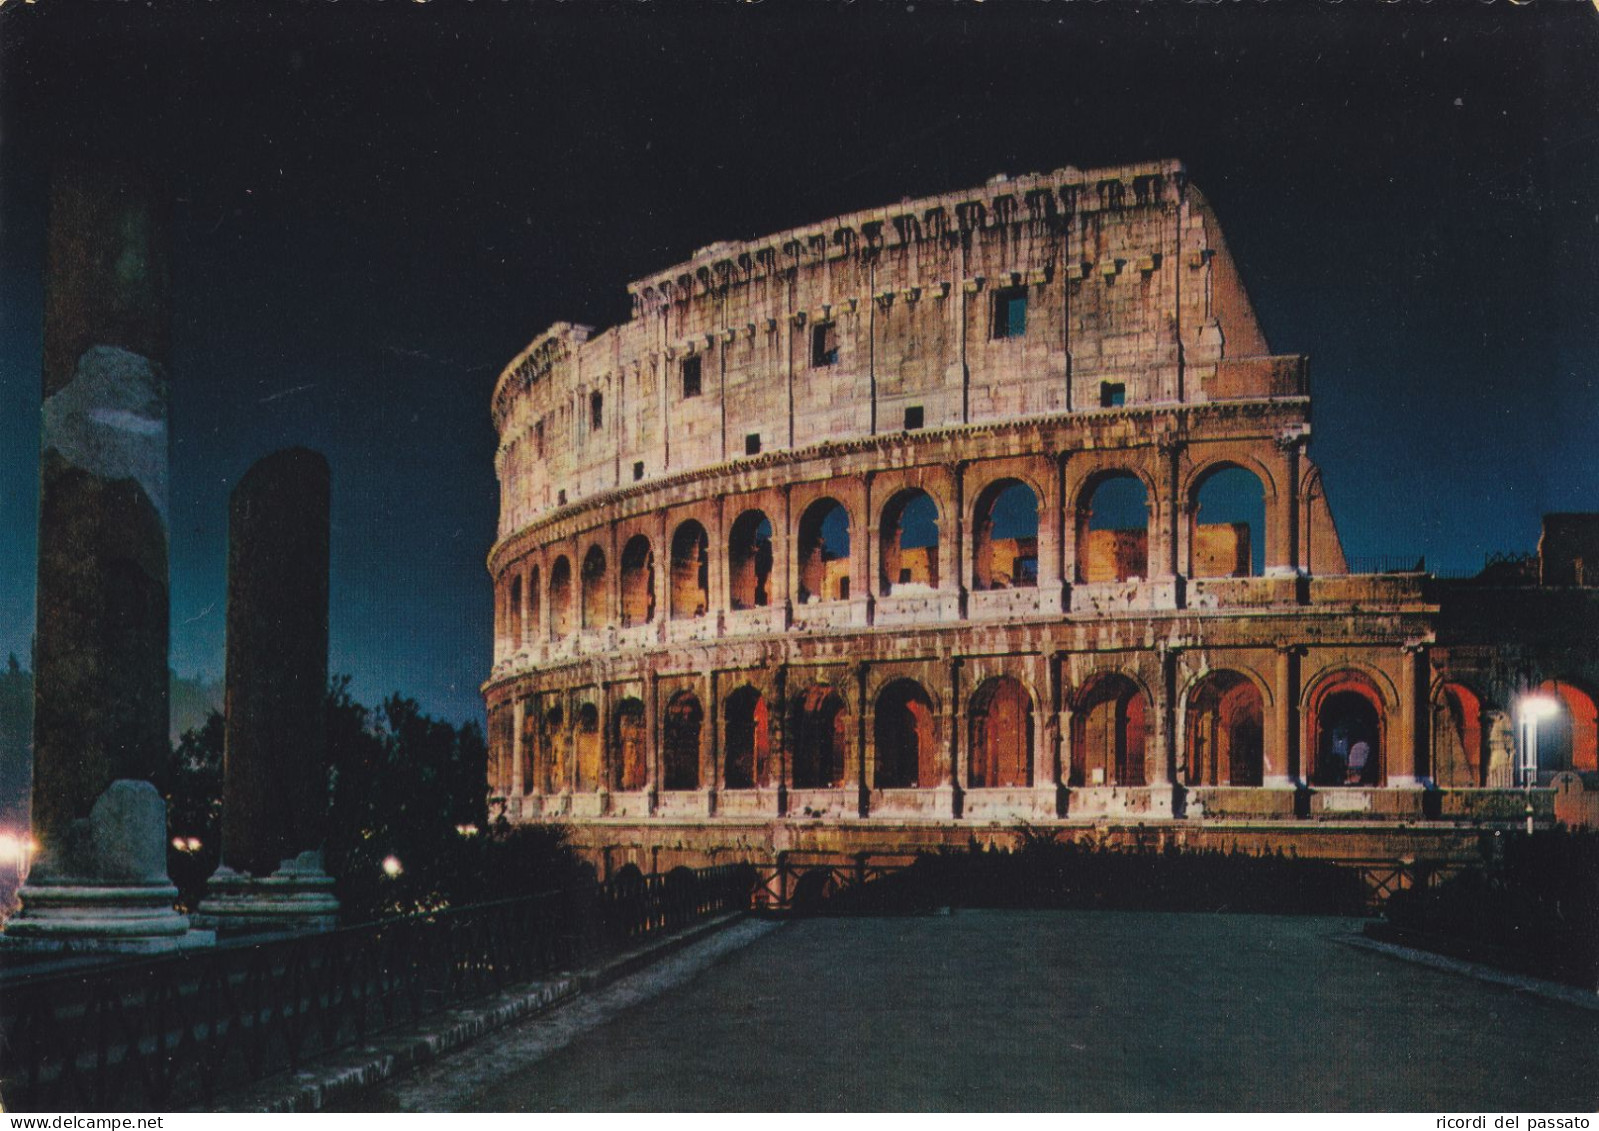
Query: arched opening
xmin=874 ymin=679 xmax=939 ymax=789
xmin=969 ymin=676 xmax=1033 ymax=788
xmin=723 ymin=685 xmax=769 ymax=790
xmin=797 ymin=498 xmax=851 ymax=603
xmin=1185 ymin=671 xmax=1264 ymax=787
xmin=580 ymin=546 xmax=607 ymax=629
xmin=507 ymin=575 xmax=523 ymax=649
xmin=1077 ymin=473 xmax=1149 ymax=583
xmin=612 ymin=698 xmax=647 ymax=791
xmin=620 ymin=535 xmax=656 ymax=627
xmin=1191 ymin=465 xmax=1266 ymax=578
xmin=540 ymin=704 xmax=565 ymax=793
xmin=878 ymin=490 xmax=939 ymax=595
xmin=972 ymin=480 xmax=1039 ymax=591
xmin=1071 ymin=674 xmax=1148 ymax=786
xmin=728 ymin=510 xmax=774 ymax=610
xmin=1432 ymin=682 xmax=1484 ymax=787
xmin=549 ymin=556 xmax=574 ymax=638
xmin=1528 ymin=679 xmax=1599 ymax=778
xmin=669 ymin=521 xmax=710 ymax=620
xmin=662 ymin=691 xmax=703 ymax=791
xmin=790 ymin=686 xmax=849 ymax=788
xmin=518 ymin=699 xmax=537 ymax=794
xmin=575 ymin=702 xmax=601 ymax=791
xmin=1311 ymin=677 xmax=1384 ymax=786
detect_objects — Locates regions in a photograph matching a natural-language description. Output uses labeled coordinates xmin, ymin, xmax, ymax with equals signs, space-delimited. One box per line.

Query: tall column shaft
xmin=220 ymin=449 xmax=331 ymax=877
xmin=33 ymin=154 xmax=171 ymax=862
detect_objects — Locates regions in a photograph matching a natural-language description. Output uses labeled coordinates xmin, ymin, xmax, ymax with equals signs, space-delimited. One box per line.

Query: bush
xmin=1382 ymin=830 xmax=1599 ymax=990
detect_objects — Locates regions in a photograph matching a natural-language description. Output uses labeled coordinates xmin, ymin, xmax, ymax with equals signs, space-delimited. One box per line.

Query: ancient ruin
xmin=197 ymin=448 xmax=338 ymax=934
xmin=484 ymin=161 xmax=1599 ymax=875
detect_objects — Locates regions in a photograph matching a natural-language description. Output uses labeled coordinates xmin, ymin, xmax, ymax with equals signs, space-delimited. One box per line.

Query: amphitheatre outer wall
xmin=484 ymin=160 xmax=1599 ymax=880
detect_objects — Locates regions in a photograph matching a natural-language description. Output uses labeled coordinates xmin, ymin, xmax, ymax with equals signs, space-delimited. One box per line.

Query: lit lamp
xmin=1518 ymin=695 xmax=1560 ymax=835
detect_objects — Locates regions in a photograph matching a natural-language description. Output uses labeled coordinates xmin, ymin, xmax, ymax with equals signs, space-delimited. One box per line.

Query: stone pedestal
xmin=5 ymin=781 xmax=211 ymax=954
xmin=195 ymin=851 xmax=339 ymax=936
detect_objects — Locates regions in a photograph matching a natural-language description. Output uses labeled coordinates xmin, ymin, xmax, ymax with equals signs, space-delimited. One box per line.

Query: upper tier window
xmin=682 ymin=355 xmax=702 ymax=398
xmin=992 ymin=286 xmax=1028 ymax=339
xmin=589 ymin=391 xmax=603 ymax=432
xmin=811 ymin=322 xmax=838 ymax=367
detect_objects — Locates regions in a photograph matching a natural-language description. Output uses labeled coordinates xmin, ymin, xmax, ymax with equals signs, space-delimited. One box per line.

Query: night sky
xmin=1 ymin=3 xmax=1595 ymax=729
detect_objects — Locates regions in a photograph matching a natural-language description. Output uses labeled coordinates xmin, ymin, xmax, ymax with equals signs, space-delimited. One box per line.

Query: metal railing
xmin=0 ymin=865 xmax=754 ymax=1112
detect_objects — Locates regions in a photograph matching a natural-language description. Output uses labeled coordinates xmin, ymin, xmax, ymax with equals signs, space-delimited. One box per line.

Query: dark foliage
xmin=157 ymin=678 xmax=590 ymax=922
xmin=818 ymin=833 xmax=1369 ymax=917
xmin=1378 ymin=830 xmax=1599 ymax=990
xmin=159 ymin=710 xmax=225 ymax=911
xmin=323 ymin=678 xmax=591 ymax=922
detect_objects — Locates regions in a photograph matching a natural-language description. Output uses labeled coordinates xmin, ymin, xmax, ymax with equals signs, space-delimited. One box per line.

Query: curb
xmin=1342 ymin=933 xmax=1599 ymax=1013
xmin=216 ymin=911 xmax=749 ymax=1112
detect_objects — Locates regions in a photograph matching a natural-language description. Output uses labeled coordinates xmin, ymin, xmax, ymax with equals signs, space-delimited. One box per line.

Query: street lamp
xmin=1519 ymin=695 xmax=1560 ymax=835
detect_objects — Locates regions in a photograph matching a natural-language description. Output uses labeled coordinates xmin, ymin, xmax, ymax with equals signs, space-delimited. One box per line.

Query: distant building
xmin=484 ymin=161 xmax=1599 ymax=877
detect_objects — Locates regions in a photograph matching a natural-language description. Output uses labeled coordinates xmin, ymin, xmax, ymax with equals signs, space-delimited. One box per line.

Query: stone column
xmin=1269 ymin=645 xmax=1300 ymax=788
xmin=4 ymin=150 xmax=207 ymax=953
xmin=198 ymin=449 xmax=337 ymax=935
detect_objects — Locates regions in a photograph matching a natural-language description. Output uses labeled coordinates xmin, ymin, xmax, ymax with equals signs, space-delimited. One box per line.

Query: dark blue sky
xmin=1 ymin=3 xmax=1595 ymax=728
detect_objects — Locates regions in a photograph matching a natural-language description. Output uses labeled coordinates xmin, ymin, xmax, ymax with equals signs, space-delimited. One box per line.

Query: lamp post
xmin=1518 ymin=695 xmax=1560 ymax=835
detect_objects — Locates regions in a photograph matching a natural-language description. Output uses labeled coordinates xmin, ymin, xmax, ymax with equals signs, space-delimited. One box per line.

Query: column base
xmin=193 ymin=851 xmax=340 ymax=937
xmin=2 ymin=881 xmax=213 ymax=954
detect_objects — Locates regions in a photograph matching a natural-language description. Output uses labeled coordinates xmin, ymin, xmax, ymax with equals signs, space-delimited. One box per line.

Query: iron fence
xmin=0 ymin=864 xmax=755 ymax=1112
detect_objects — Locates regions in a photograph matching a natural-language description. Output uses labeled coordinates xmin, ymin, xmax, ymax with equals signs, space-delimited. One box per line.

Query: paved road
xmin=391 ymin=911 xmax=1599 ymax=1112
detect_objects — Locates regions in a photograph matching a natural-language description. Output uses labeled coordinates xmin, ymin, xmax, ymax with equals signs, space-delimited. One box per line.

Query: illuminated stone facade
xmin=485 ymin=161 xmax=1599 ymax=874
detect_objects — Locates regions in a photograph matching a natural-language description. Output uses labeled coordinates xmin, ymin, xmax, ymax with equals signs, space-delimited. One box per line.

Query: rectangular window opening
xmin=633 ymin=461 xmax=645 ymax=482
xmin=811 ymin=322 xmax=839 ymax=367
xmin=903 ymin=405 xmax=924 ymax=431
xmin=992 ymin=286 xmax=1028 ymax=339
xmin=557 ymin=489 xmax=568 ymax=506
xmin=1100 ymin=382 xmax=1126 ymax=408
xmin=682 ymin=355 xmax=702 ymax=398
xmin=745 ymin=433 xmax=761 ymax=456
xmin=589 ymin=392 xmax=603 ymax=432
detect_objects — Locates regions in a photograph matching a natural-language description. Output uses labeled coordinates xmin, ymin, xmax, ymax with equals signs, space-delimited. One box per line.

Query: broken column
xmin=3 ymin=151 xmax=206 ymax=952
xmin=197 ymin=449 xmax=338 ymax=934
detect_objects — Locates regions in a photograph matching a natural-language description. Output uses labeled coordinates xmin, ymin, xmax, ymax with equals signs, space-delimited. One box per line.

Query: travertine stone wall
xmin=483 ymin=162 xmax=1594 ymax=857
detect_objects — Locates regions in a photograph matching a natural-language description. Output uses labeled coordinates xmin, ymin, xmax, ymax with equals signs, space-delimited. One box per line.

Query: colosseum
xmin=485 ymin=159 xmax=1599 ymax=884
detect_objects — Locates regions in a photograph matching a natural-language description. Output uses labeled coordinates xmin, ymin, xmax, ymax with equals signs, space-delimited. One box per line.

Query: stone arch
xmin=1185 ymin=670 xmax=1265 ymax=786
xmin=723 ymin=684 xmax=770 ymax=790
xmin=620 ymin=535 xmax=656 ymax=627
xmin=1308 ymin=670 xmax=1386 ymax=786
xmin=790 ymin=685 xmax=850 ymax=789
xmin=1188 ymin=463 xmax=1267 ymax=578
xmin=507 ymin=574 xmax=523 ymax=648
xmin=874 ymin=678 xmax=940 ymax=788
xmin=971 ymin=478 xmax=1040 ymax=591
xmin=548 ymin=555 xmax=574 ymax=638
xmin=797 ymin=497 xmax=852 ymax=604
xmin=879 ymin=489 xmax=940 ymax=595
xmin=669 ymin=520 xmax=710 ymax=620
xmin=1430 ymin=680 xmax=1485 ymax=788
xmin=540 ymin=703 xmax=566 ymax=793
xmin=575 ymin=701 xmax=601 ymax=791
xmin=581 ymin=545 xmax=607 ymax=629
xmin=661 ymin=691 xmax=703 ymax=791
xmin=728 ymin=510 xmax=774 ymax=610
xmin=968 ymin=676 xmax=1033 ymax=788
xmin=1071 ymin=672 xmax=1149 ymax=787
xmin=1528 ymin=679 xmax=1599 ymax=777
xmin=611 ymin=697 xmax=647 ymax=791
xmin=1075 ymin=470 xmax=1151 ymax=583
xmin=518 ymin=700 xmax=537 ymax=795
